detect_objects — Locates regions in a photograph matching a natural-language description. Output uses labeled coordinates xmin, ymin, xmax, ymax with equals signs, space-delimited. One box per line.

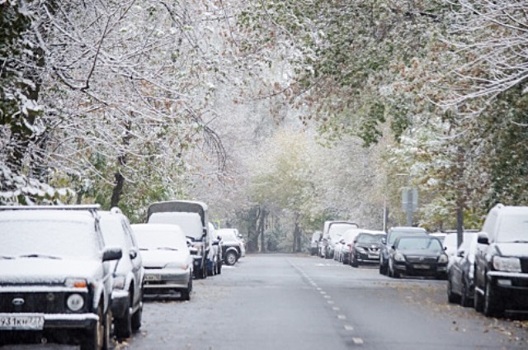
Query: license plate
xmin=145 ymin=274 xmax=161 ymax=281
xmin=0 ymin=315 xmax=44 ymax=330
xmin=368 ymin=254 xmax=379 ymax=259
xmin=413 ymin=264 xmax=431 ymax=270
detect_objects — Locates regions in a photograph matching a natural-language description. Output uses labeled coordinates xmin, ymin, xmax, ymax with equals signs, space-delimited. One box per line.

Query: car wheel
xmin=474 ymin=286 xmax=484 ymax=312
xmin=483 ymin=279 xmax=501 ymax=317
xmin=114 ymin=299 xmax=132 ymax=339
xmin=447 ymin=277 xmax=459 ymax=304
xmin=351 ymin=256 xmax=359 ymax=268
xmin=225 ymin=251 xmax=238 ymax=266
xmin=81 ymin=304 xmax=109 ymax=350
xmin=379 ymin=260 xmax=387 ymax=275
xmin=460 ymin=279 xmax=471 ymax=307
xmin=181 ymin=279 xmax=192 ymax=301
xmin=131 ymin=303 xmax=142 ymax=332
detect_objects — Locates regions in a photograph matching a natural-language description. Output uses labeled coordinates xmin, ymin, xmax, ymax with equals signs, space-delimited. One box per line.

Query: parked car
xmin=0 ymin=205 xmax=122 ymax=350
xmin=388 ymin=235 xmax=448 ymax=279
xmin=447 ymin=231 xmax=478 ymax=307
xmin=146 ymin=200 xmax=210 ymax=280
xmin=350 ymin=230 xmax=386 ymax=267
xmin=207 ymin=222 xmax=222 ymax=276
xmin=131 ymin=223 xmax=193 ymax=301
xmin=473 ymin=204 xmax=528 ymax=316
xmin=442 ymin=229 xmax=479 ymax=268
xmin=310 ymin=231 xmax=322 ymax=256
xmin=335 ymin=228 xmax=362 ymax=264
xmin=216 ymin=228 xmax=243 ymax=266
xmin=99 ymin=208 xmax=144 ymax=339
xmin=320 ymin=221 xmax=359 ymax=259
xmin=379 ymin=226 xmax=428 ymax=275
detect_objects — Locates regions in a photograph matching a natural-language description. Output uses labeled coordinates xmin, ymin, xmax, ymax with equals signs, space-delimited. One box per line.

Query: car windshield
xmin=0 ymin=219 xmax=100 ymax=259
xmin=217 ymin=229 xmax=239 ymax=243
xmin=328 ymin=223 xmax=357 ymax=240
xmin=357 ymin=234 xmax=384 ymax=244
xmin=497 ymin=214 xmax=528 ymax=243
xmin=388 ymin=228 xmax=427 ymax=245
xmin=148 ymin=212 xmax=203 ymax=240
xmin=396 ymin=237 xmax=443 ymax=253
xmin=100 ymin=215 xmax=126 ymax=247
xmin=134 ymin=227 xmax=188 ymax=250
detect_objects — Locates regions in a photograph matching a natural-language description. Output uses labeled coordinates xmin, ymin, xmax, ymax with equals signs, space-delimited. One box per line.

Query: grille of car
xmin=405 ymin=256 xmax=438 ymax=264
xmin=0 ymin=292 xmax=80 ymax=313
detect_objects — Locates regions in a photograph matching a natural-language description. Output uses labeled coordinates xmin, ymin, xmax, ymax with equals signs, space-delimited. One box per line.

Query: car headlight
xmin=66 ymin=293 xmax=85 ymax=312
xmin=112 ymin=275 xmax=126 ymax=290
xmin=438 ymin=254 xmax=449 ymax=264
xmin=493 ymin=256 xmax=522 ymax=272
xmin=394 ymin=253 xmax=405 ymax=262
xmin=165 ymin=262 xmax=189 ymax=270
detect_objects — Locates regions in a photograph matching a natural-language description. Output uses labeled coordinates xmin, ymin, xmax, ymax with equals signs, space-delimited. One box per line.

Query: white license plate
xmin=0 ymin=315 xmax=44 ymax=330
xmin=145 ymin=274 xmax=161 ymax=281
xmin=368 ymin=254 xmax=379 ymax=259
xmin=413 ymin=264 xmax=431 ymax=270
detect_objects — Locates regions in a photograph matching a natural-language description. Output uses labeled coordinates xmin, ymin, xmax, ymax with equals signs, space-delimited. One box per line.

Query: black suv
xmin=216 ymin=228 xmax=243 ymax=266
xmin=474 ymin=204 xmax=528 ymax=316
xmin=0 ymin=205 xmax=122 ymax=350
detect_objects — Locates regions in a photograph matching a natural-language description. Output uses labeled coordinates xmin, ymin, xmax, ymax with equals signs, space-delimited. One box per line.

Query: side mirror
xmin=129 ymin=248 xmax=138 ymax=260
xmin=456 ymin=250 xmax=465 ymax=258
xmin=477 ymin=233 xmax=489 ymax=245
xmin=391 ymin=245 xmax=396 ymax=250
xmin=103 ymin=247 xmax=122 ymax=261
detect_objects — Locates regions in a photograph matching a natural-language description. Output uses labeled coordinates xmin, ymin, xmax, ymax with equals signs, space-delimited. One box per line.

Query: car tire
xmin=379 ymin=260 xmax=387 ymax=275
xmin=474 ymin=286 xmax=484 ymax=312
xmin=81 ymin=304 xmax=109 ymax=350
xmin=460 ymin=279 xmax=471 ymax=307
xmin=114 ymin=300 xmax=132 ymax=339
xmin=181 ymin=279 xmax=192 ymax=301
xmin=131 ymin=303 xmax=142 ymax=332
xmin=351 ymin=256 xmax=359 ymax=268
xmin=225 ymin=251 xmax=238 ymax=266
xmin=447 ymin=278 xmax=459 ymax=304
xmin=483 ymin=279 xmax=501 ymax=317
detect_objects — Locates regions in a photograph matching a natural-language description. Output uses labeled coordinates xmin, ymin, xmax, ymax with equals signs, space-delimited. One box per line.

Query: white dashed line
xmin=344 ymin=325 xmax=354 ymax=331
xmin=352 ymin=338 xmax=364 ymax=345
xmin=332 ymin=306 xmax=340 ymax=311
xmin=327 ymin=300 xmax=335 ymax=304
xmin=337 ymin=314 xmax=346 ymax=320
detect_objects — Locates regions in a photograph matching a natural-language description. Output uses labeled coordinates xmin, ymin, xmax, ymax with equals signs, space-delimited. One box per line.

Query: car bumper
xmin=487 ymin=271 xmax=528 ymax=308
xmin=394 ymin=262 xmax=447 ymax=276
xmin=0 ymin=312 xmax=98 ymax=331
xmin=143 ymin=269 xmax=191 ymax=292
xmin=355 ymin=251 xmax=380 ymax=263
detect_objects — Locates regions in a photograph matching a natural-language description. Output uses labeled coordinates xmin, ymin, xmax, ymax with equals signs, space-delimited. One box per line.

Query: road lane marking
xmin=352 ymin=338 xmax=364 ymax=345
xmin=337 ymin=314 xmax=346 ymax=320
xmin=332 ymin=306 xmax=340 ymax=311
xmin=327 ymin=300 xmax=334 ymax=304
xmin=344 ymin=325 xmax=354 ymax=331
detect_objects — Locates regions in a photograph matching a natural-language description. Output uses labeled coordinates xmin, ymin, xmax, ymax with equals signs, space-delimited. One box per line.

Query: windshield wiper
xmin=0 ymin=255 xmax=14 ymax=259
xmin=510 ymin=240 xmax=528 ymax=244
xmin=156 ymin=247 xmax=178 ymax=251
xmin=18 ymin=254 xmax=61 ymax=260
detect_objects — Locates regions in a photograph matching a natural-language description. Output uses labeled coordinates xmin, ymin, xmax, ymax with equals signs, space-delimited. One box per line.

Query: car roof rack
xmin=0 ymin=204 xmax=100 ymax=213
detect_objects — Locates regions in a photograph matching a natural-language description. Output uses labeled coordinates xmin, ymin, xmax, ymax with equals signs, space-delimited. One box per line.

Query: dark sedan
xmin=388 ymin=235 xmax=448 ymax=279
xmin=350 ymin=231 xmax=386 ymax=267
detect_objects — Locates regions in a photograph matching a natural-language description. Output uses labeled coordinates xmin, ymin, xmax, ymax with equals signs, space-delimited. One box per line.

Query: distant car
xmin=335 ymin=228 xmax=362 ymax=264
xmin=216 ymin=228 xmax=243 ymax=266
xmin=207 ymin=222 xmax=222 ymax=276
xmin=447 ymin=231 xmax=478 ymax=307
xmin=320 ymin=221 xmax=359 ymax=259
xmin=379 ymin=226 xmax=428 ymax=275
xmin=310 ymin=231 xmax=322 ymax=256
xmin=474 ymin=204 xmax=528 ymax=316
xmin=131 ymin=223 xmax=193 ymax=300
xmin=0 ymin=205 xmax=122 ymax=350
xmin=99 ymin=208 xmax=144 ymax=339
xmin=388 ymin=235 xmax=448 ymax=279
xmin=350 ymin=230 xmax=386 ymax=267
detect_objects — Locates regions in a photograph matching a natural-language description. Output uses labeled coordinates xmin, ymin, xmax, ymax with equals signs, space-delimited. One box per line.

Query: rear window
xmin=148 ymin=212 xmax=203 ymax=239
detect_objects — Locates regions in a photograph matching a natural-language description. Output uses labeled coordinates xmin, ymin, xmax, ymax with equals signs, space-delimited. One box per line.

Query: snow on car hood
xmin=0 ymin=258 xmax=104 ymax=284
xmin=140 ymin=249 xmax=190 ymax=268
xmin=496 ymin=243 xmax=528 ymax=257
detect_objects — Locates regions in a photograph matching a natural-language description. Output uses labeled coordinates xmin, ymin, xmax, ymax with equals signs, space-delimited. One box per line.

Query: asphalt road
xmin=5 ymin=254 xmax=528 ymax=349
xmin=122 ymin=254 xmax=528 ymax=350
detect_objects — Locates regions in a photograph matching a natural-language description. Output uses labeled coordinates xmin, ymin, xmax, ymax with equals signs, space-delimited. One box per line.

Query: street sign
xmin=401 ymin=187 xmax=418 ymax=212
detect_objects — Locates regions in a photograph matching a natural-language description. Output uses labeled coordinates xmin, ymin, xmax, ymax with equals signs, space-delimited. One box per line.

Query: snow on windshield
xmin=132 ymin=224 xmax=188 ymax=250
xmin=328 ymin=223 xmax=357 ymax=240
xmin=0 ymin=219 xmax=100 ymax=259
xmin=99 ymin=214 xmax=126 ymax=247
xmin=498 ymin=214 xmax=528 ymax=242
xmin=148 ymin=212 xmax=203 ymax=239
